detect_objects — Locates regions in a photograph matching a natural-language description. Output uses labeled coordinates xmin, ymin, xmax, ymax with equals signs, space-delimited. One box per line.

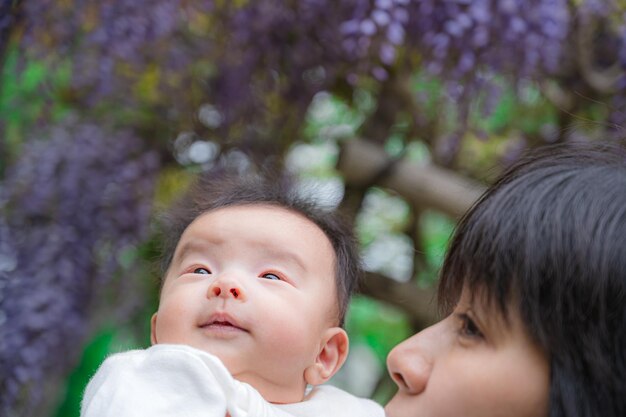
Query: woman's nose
xmin=386 ymin=327 xmax=436 ymax=395
xmin=207 ymin=275 xmax=246 ymax=301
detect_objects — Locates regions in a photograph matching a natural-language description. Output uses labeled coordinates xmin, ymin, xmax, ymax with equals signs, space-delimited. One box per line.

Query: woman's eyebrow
xmin=470 ymin=301 xmax=513 ymax=339
xmin=461 ymin=291 xmax=505 ymax=331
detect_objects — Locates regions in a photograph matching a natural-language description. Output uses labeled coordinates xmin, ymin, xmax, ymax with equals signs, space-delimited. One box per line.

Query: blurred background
xmin=0 ymin=1 xmax=624 ymax=416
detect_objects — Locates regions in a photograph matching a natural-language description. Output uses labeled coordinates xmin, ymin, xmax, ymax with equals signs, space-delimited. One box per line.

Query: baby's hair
xmin=438 ymin=140 xmax=626 ymax=417
xmin=158 ymin=167 xmax=361 ymax=326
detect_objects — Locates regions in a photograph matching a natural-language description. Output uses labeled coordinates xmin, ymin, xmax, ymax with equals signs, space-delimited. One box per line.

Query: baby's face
xmin=151 ymin=204 xmax=343 ymax=403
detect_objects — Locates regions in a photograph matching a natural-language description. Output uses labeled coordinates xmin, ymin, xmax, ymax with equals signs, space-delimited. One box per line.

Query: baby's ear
xmin=304 ymin=327 xmax=349 ymax=386
xmin=150 ymin=313 xmax=158 ymax=345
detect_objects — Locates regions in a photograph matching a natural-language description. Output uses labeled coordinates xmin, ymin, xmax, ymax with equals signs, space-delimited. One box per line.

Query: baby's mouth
xmin=203 ymin=321 xmax=243 ymax=330
xmin=199 ymin=313 xmax=248 ymax=333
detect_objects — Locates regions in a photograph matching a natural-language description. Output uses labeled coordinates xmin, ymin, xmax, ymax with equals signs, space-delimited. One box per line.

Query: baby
xmin=81 ymin=170 xmax=384 ymax=417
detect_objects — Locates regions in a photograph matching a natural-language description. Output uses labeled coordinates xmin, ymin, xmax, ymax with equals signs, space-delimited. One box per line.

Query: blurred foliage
xmin=346 ymin=296 xmax=411 ymax=367
xmin=53 ymin=330 xmax=117 ymax=417
xmin=419 ymin=211 xmax=455 ymax=283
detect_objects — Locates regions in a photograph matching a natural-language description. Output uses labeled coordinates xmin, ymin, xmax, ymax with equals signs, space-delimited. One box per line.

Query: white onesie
xmin=81 ymin=344 xmax=384 ymax=417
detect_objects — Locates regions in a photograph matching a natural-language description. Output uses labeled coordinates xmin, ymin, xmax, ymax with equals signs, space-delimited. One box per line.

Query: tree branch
xmin=337 ymin=138 xmax=486 ymax=219
xmin=359 ymin=271 xmax=438 ymax=330
xmin=575 ymin=14 xmax=622 ymax=94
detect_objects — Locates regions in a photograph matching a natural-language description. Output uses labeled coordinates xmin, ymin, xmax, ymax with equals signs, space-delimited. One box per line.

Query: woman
xmin=386 ymin=142 xmax=626 ymax=417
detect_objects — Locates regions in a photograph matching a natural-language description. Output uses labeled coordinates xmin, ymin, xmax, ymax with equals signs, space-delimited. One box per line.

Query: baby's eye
xmin=261 ymin=273 xmax=281 ymax=281
xmin=457 ymin=313 xmax=483 ymax=339
xmin=193 ymin=267 xmax=211 ymax=275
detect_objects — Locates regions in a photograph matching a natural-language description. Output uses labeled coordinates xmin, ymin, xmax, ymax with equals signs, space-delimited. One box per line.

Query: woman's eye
xmin=458 ymin=313 xmax=483 ymax=339
xmin=193 ymin=267 xmax=211 ymax=275
xmin=261 ymin=273 xmax=281 ymax=281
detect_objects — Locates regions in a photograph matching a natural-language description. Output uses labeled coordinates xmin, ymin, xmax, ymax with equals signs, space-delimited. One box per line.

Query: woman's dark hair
xmin=438 ymin=141 xmax=626 ymax=417
xmin=158 ymin=168 xmax=361 ymax=326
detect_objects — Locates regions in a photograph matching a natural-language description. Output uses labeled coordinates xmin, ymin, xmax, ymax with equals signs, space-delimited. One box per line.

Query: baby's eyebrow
xmin=259 ymin=247 xmax=307 ymax=273
xmin=173 ymin=240 xmax=209 ymax=264
xmin=173 ymin=239 xmax=308 ymax=273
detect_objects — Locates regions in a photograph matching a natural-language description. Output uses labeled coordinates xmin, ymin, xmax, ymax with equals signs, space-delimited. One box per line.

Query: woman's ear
xmin=150 ymin=313 xmax=158 ymax=345
xmin=304 ymin=327 xmax=349 ymax=386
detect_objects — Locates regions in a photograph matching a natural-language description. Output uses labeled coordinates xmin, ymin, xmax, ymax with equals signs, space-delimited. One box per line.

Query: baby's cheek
xmin=156 ymin=304 xmax=193 ymax=342
xmin=263 ymin=319 xmax=316 ymax=363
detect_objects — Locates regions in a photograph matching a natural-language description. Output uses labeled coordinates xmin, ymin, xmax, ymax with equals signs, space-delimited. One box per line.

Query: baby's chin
xmin=158 ymin=339 xmax=309 ymax=403
xmin=229 ymin=367 xmax=308 ymax=404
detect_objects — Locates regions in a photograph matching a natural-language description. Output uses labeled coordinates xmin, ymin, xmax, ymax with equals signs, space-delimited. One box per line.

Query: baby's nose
xmin=207 ymin=276 xmax=246 ymax=301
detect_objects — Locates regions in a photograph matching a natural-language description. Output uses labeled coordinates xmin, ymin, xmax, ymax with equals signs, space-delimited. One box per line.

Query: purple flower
xmin=0 ymin=122 xmax=159 ymax=415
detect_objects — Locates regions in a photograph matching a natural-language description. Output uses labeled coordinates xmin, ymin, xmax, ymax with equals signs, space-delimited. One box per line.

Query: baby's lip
xmin=199 ymin=312 xmax=248 ymax=332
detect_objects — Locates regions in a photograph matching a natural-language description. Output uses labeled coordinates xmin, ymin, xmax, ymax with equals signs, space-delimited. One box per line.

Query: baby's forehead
xmin=197 ymin=203 xmax=332 ymax=244
xmin=178 ymin=204 xmax=336 ymax=267
xmin=194 ymin=204 xmax=321 ymax=231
